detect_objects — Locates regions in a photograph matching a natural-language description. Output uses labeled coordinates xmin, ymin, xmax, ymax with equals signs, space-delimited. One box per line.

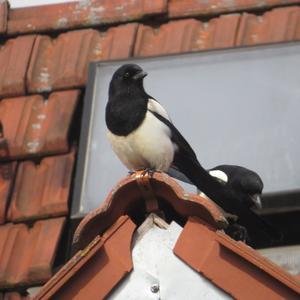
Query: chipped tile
xmin=0 ymin=217 xmax=65 ymax=289
xmin=134 ymin=16 xmax=240 ymax=57
xmin=0 ymin=0 xmax=8 ymax=34
xmin=0 ymin=90 xmax=79 ymax=160
xmin=168 ymin=0 xmax=300 ymax=17
xmin=0 ymin=162 xmax=16 ymax=224
xmin=0 ymin=35 xmax=36 ymax=98
xmin=8 ymin=0 xmax=167 ymax=34
xmin=27 ymin=24 xmax=137 ymax=93
xmin=236 ymin=6 xmax=300 ymax=45
xmin=8 ymin=152 xmax=74 ymax=222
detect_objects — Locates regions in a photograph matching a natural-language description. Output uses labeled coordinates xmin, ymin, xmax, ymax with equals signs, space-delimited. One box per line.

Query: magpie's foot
xmin=128 ymin=168 xmax=159 ymax=177
xmin=225 ymin=223 xmax=249 ymax=243
xmin=142 ymin=168 xmax=157 ymax=177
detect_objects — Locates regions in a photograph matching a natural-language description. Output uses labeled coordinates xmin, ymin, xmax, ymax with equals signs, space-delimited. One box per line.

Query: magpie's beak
xmin=251 ymin=194 xmax=262 ymax=209
xmin=133 ymin=71 xmax=148 ymax=80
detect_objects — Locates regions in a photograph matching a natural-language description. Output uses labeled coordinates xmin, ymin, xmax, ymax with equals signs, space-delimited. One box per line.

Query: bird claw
xmin=225 ymin=223 xmax=249 ymax=243
xmin=128 ymin=168 xmax=158 ymax=177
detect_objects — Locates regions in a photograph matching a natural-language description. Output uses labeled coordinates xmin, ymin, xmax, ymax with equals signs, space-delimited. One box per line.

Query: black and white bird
xmin=105 ymin=63 xmax=280 ymax=243
xmin=208 ymin=165 xmax=263 ymax=210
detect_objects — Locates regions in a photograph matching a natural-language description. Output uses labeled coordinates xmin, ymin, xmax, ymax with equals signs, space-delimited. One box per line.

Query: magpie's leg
xmin=225 ymin=223 xmax=250 ymax=243
xmin=128 ymin=168 xmax=159 ymax=177
xmin=142 ymin=167 xmax=158 ymax=177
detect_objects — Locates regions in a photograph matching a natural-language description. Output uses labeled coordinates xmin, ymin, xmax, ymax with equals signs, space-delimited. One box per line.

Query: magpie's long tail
xmin=173 ymin=153 xmax=282 ymax=242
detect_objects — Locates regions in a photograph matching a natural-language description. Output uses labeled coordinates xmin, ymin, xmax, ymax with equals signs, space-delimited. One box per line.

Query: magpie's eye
xmin=124 ymin=72 xmax=130 ymax=78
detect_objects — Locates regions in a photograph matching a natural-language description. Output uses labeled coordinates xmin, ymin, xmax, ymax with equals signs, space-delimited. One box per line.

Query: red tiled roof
xmin=134 ymin=16 xmax=240 ymax=57
xmin=0 ymin=36 xmax=35 ymax=98
xmin=7 ymin=0 xmax=167 ymax=35
xmin=0 ymin=291 xmax=29 ymax=300
xmin=0 ymin=217 xmax=65 ymax=289
xmin=0 ymin=1 xmax=7 ymax=34
xmin=72 ymin=172 xmax=227 ymax=251
xmin=34 ymin=173 xmax=300 ymax=299
xmin=0 ymin=163 xmax=16 ymax=224
xmin=168 ymin=0 xmax=300 ymax=17
xmin=27 ymin=25 xmax=137 ymax=93
xmin=7 ymin=152 xmax=75 ymax=222
xmin=0 ymin=90 xmax=79 ymax=160
xmin=0 ymin=0 xmax=300 ymax=296
xmin=35 ymin=216 xmax=135 ymax=300
xmin=174 ymin=217 xmax=300 ymax=299
xmin=237 ymin=6 xmax=300 ymax=46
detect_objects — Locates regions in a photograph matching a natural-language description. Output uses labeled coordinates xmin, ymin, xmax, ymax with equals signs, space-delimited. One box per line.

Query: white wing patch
xmin=147 ymin=98 xmax=172 ymax=122
xmin=209 ymin=170 xmax=228 ymax=183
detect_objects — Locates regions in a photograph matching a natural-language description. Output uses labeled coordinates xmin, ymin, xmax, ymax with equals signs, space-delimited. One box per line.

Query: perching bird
xmin=105 ymin=63 xmax=280 ymax=243
xmin=208 ymin=165 xmax=263 ymax=210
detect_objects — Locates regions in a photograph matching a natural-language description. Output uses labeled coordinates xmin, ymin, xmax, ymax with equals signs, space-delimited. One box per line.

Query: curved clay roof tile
xmin=72 ymin=171 xmax=228 ymax=252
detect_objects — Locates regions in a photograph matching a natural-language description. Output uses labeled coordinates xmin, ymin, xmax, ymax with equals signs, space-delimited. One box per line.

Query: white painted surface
xmin=9 ymin=0 xmax=75 ymax=8
xmin=259 ymin=245 xmax=300 ymax=276
xmin=109 ymin=215 xmax=231 ymax=300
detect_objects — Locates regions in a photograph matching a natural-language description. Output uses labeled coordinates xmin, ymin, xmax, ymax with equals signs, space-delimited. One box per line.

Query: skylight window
xmin=72 ymin=42 xmax=300 ymax=218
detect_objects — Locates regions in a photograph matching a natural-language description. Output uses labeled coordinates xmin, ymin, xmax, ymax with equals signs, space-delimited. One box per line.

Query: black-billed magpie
xmin=105 ymin=64 xmax=280 ymax=243
xmin=208 ymin=165 xmax=263 ymax=210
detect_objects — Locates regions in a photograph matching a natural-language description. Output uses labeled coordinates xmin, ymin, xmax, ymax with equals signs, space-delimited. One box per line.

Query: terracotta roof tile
xmin=0 ymin=292 xmax=29 ymax=300
xmin=236 ymin=6 xmax=300 ymax=45
xmin=174 ymin=217 xmax=300 ymax=299
xmin=36 ymin=174 xmax=300 ymax=299
xmin=0 ymin=35 xmax=36 ymax=98
xmin=134 ymin=16 xmax=240 ymax=57
xmin=0 ymin=90 xmax=79 ymax=160
xmin=73 ymin=172 xmax=227 ymax=252
xmin=35 ymin=216 xmax=135 ymax=300
xmin=0 ymin=0 xmax=8 ymax=34
xmin=168 ymin=0 xmax=300 ymax=17
xmin=0 ymin=162 xmax=16 ymax=224
xmin=7 ymin=152 xmax=75 ymax=222
xmin=8 ymin=0 xmax=166 ymax=35
xmin=0 ymin=217 xmax=65 ymax=289
xmin=27 ymin=24 xmax=137 ymax=93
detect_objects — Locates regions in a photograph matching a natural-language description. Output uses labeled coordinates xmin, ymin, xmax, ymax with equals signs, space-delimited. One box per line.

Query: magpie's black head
xmin=109 ymin=64 xmax=147 ymax=96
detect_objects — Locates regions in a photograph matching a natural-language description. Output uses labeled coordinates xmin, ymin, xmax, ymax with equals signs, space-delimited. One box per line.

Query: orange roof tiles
xmin=0 ymin=292 xmax=29 ymax=300
xmin=0 ymin=162 xmax=16 ymax=224
xmin=8 ymin=152 xmax=75 ymax=222
xmin=35 ymin=173 xmax=300 ymax=299
xmin=8 ymin=0 xmax=167 ymax=35
xmin=168 ymin=0 xmax=300 ymax=17
xmin=35 ymin=216 xmax=135 ymax=300
xmin=237 ymin=6 xmax=300 ymax=46
xmin=0 ymin=90 xmax=79 ymax=160
xmin=174 ymin=217 xmax=300 ymax=299
xmin=27 ymin=25 xmax=138 ymax=93
xmin=73 ymin=172 xmax=227 ymax=251
xmin=134 ymin=16 xmax=240 ymax=57
xmin=0 ymin=35 xmax=36 ymax=98
xmin=0 ymin=217 xmax=65 ymax=289
xmin=0 ymin=1 xmax=7 ymax=34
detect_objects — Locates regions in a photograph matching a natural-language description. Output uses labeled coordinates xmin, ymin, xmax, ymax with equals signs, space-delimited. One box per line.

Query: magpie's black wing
xmin=149 ymin=110 xmax=281 ymax=243
xmin=149 ymin=110 xmax=198 ymax=162
xmin=149 ymin=110 xmax=232 ymax=209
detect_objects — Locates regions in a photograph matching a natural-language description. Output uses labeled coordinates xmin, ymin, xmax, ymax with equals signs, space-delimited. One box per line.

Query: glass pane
xmin=74 ymin=42 xmax=300 ymax=216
